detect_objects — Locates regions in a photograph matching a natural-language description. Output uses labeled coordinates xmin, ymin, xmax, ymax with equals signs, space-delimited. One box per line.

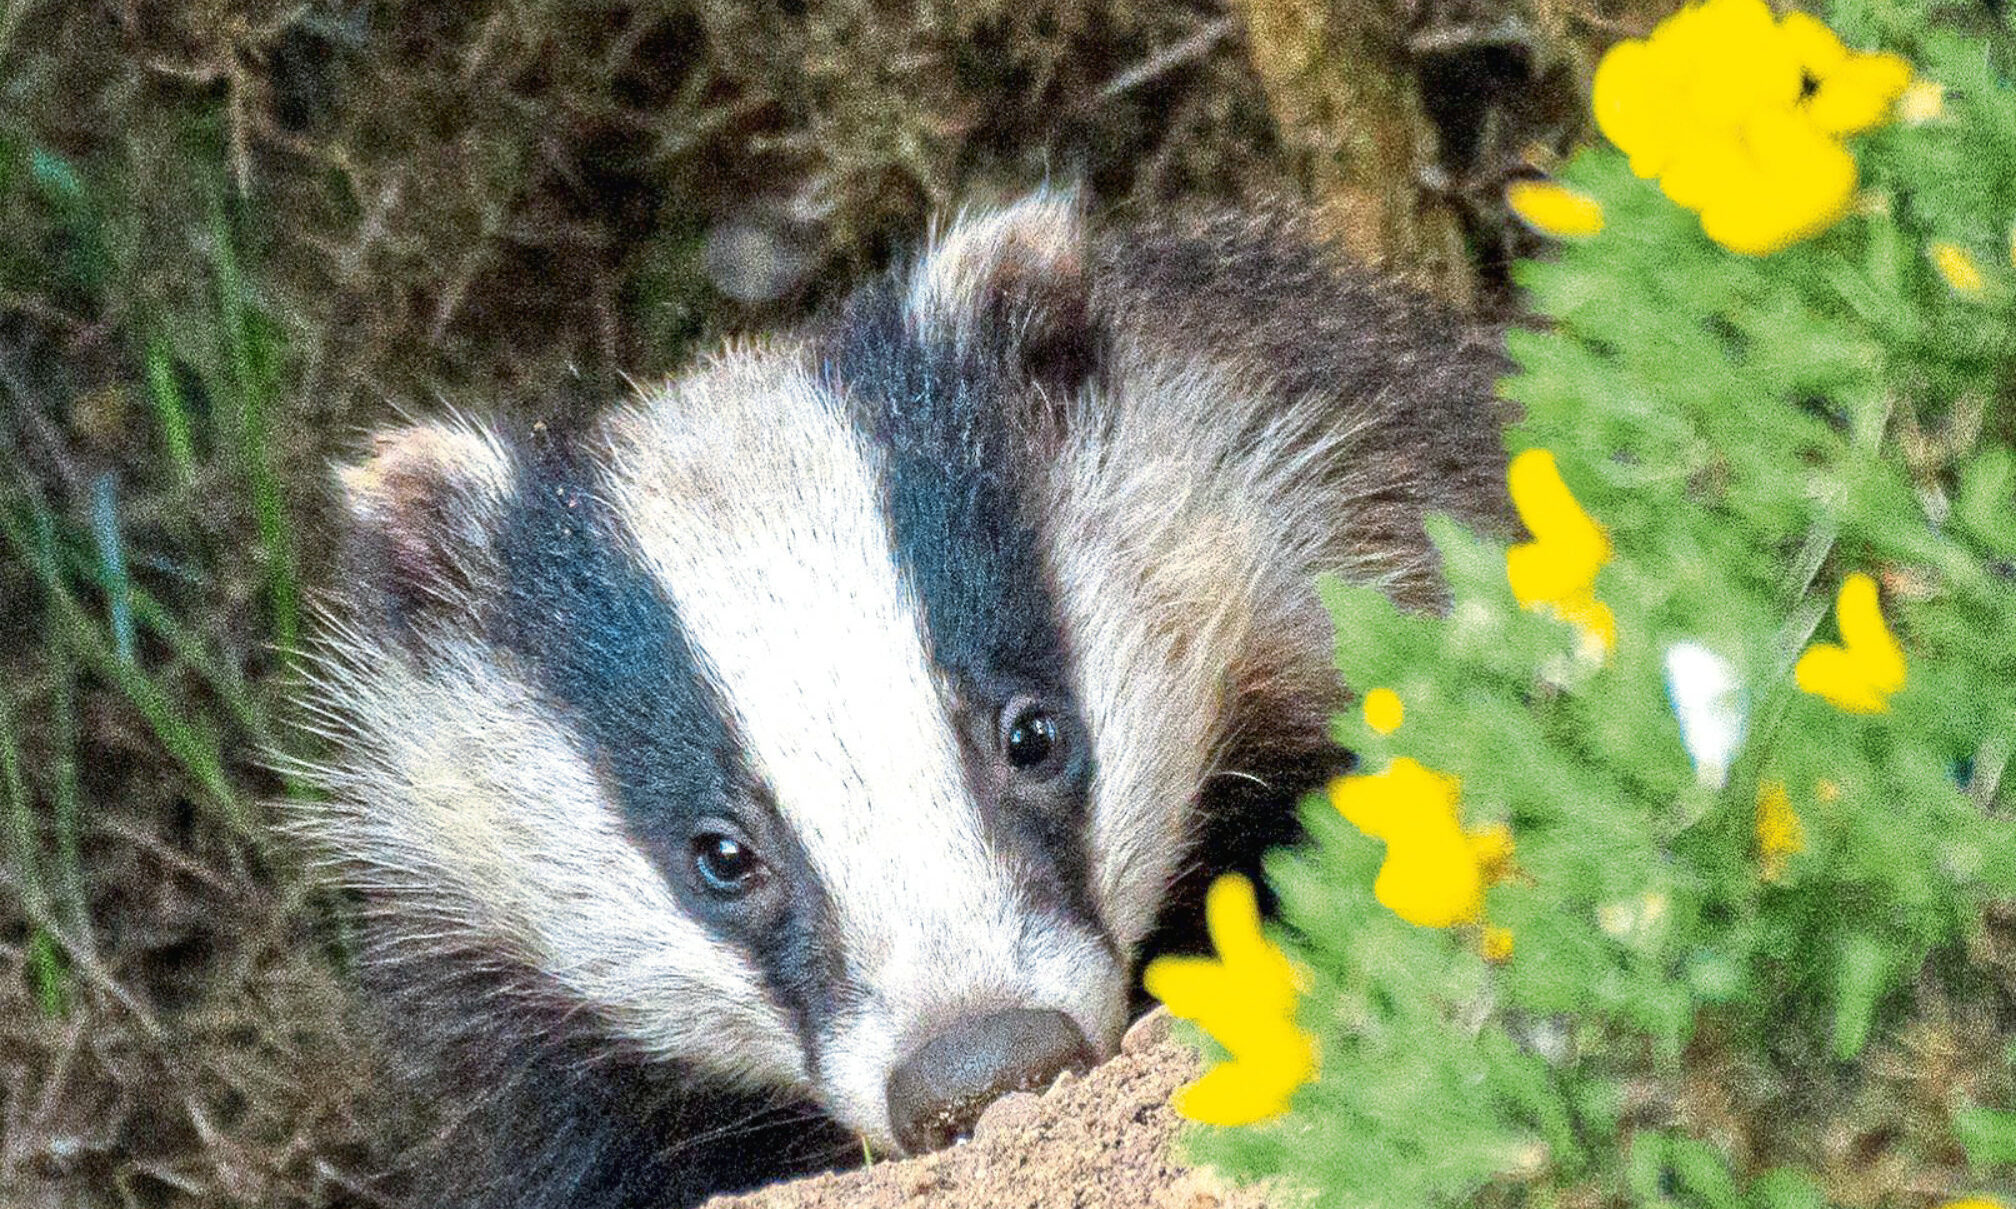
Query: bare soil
xmin=706 ymin=1011 xmax=1290 ymax=1209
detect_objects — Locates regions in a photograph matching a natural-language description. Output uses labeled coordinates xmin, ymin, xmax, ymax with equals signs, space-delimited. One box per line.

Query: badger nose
xmin=885 ymin=1008 xmax=1095 ymax=1153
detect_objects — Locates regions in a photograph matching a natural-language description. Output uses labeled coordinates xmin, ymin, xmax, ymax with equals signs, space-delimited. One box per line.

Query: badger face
xmin=583 ymin=343 xmax=1129 ymax=1150
xmin=301 ymin=194 xmax=1459 ymax=1165
xmin=305 ymin=204 xmax=1146 ymax=1157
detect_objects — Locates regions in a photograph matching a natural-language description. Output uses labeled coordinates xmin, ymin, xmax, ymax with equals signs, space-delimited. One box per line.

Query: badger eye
xmin=1001 ymin=701 xmax=1062 ymax=774
xmin=692 ymin=832 xmax=762 ymax=896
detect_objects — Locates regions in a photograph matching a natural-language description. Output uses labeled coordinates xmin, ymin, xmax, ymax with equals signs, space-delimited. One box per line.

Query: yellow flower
xmin=1479 ymin=925 xmax=1516 ymax=963
xmin=1507 ymin=450 xmax=1610 ymax=604
xmin=1934 ymin=1200 xmax=2004 ymax=1209
xmin=1594 ymin=0 xmax=1800 ymax=175
xmin=1142 ymin=874 xmax=1317 ymax=1126
xmin=1794 ymin=572 xmax=1906 ymax=713
xmin=1755 ymin=779 xmax=1806 ymax=882
xmin=1506 ymin=180 xmax=1606 ymax=238
xmin=1932 ymin=241 xmax=1987 ymax=296
xmin=1805 ymin=49 xmax=1914 ymax=134
xmin=1329 ymin=758 xmax=1510 ymax=928
xmin=1362 ymin=687 xmax=1405 ymax=734
xmin=1681 ymin=108 xmax=1860 ymax=257
xmin=1899 ymin=80 xmax=1946 ymax=124
xmin=1591 ymin=0 xmax=1909 ymax=255
xmin=1555 ymin=593 xmax=1619 ymax=658
xmin=1506 ymin=449 xmax=1615 ymax=653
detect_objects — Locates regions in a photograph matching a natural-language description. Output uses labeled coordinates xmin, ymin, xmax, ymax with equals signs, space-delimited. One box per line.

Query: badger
xmin=292 ymin=192 xmax=1515 ymax=1209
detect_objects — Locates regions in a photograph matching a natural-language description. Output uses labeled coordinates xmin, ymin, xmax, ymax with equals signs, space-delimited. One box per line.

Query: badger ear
xmin=335 ymin=419 xmax=516 ymax=627
xmin=908 ymin=190 xmax=1097 ymax=387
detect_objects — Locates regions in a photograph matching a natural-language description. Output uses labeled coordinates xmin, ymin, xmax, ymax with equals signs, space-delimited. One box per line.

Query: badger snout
xmin=884 ymin=1008 xmax=1096 ymax=1152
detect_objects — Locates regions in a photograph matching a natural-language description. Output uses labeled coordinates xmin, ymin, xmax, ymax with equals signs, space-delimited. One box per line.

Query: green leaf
xmin=1958 ymin=448 xmax=2016 ymax=556
xmin=1747 ymin=1168 xmax=1827 ymax=1209
xmin=1668 ymin=1136 xmax=1743 ymax=1209
xmin=1628 ymin=1131 xmax=1673 ymax=1209
xmin=1832 ymin=933 xmax=1889 ymax=1060
xmin=1954 ymin=1106 xmax=2016 ymax=1172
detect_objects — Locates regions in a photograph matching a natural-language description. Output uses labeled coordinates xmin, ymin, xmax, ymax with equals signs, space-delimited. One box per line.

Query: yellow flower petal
xmin=1933 ymin=241 xmax=1987 ymax=296
xmin=1669 ymin=0 xmax=1802 ymax=127
xmin=1779 ymin=12 xmax=1848 ymax=78
xmin=1696 ymin=108 xmax=1858 ymax=255
xmin=1377 ymin=835 xmax=1484 ymax=927
xmin=1592 ymin=39 xmax=1668 ymax=174
xmin=1142 ymin=957 xmax=1235 ymax=1017
xmin=1479 ymin=925 xmax=1516 ymax=963
xmin=1658 ymin=127 xmax=1751 ymax=213
xmin=1756 ymin=779 xmax=1805 ymax=882
xmin=1794 ymin=572 xmax=1906 ymax=713
xmin=1592 ymin=1 xmax=1886 ymax=256
xmin=1142 ymin=872 xmax=1317 ymax=1127
xmin=1793 ymin=646 xmax=1890 ymax=712
xmin=1331 ymin=758 xmax=1486 ymax=928
xmin=1506 ymin=449 xmax=1611 ymax=608
xmin=1330 ymin=757 xmax=1459 ymax=836
xmin=1899 ymin=80 xmax=1945 ymax=124
xmin=1466 ymin=823 xmax=1515 ymax=883
xmin=1362 ymin=687 xmax=1405 ymax=735
xmin=1555 ymin=592 xmax=1618 ymax=656
xmin=1170 ymin=1027 xmax=1316 ymax=1125
xmin=1506 ymin=180 xmax=1606 ymax=238
xmin=1805 ymin=51 xmax=1913 ymax=135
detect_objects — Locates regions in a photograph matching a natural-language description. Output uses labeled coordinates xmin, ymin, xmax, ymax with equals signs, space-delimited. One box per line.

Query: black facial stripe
xmin=826 ymin=281 xmax=1067 ymax=686
xmin=487 ymin=428 xmax=844 ymax=1045
xmin=986 ymin=766 xmax=1105 ymax=929
xmin=823 ymin=281 xmax=1111 ymax=943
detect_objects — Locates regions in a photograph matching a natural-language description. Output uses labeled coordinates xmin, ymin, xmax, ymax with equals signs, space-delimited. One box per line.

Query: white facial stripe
xmin=336 ymin=416 xmax=517 ymax=529
xmin=1047 ymin=354 xmax=1404 ymax=955
xmin=604 ymin=347 xmax=1125 ymax=1143
xmin=607 ymin=351 xmax=1012 ymax=958
xmin=295 ymin=631 xmax=805 ymax=1089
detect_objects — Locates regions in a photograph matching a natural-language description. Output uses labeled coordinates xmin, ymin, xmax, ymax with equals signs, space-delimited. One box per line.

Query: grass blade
xmin=0 ymin=500 xmax=259 ymax=847
xmin=0 ymin=680 xmax=67 ymax=1018
xmin=208 ymin=189 xmax=298 ymax=659
xmin=143 ymin=334 xmax=197 ymax=489
xmin=88 ymin=471 xmax=135 ymax=665
xmin=33 ymin=508 xmax=93 ymax=948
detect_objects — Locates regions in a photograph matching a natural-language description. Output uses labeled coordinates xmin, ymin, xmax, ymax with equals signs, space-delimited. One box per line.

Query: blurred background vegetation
xmin=0 ymin=0 xmax=1674 ymax=1204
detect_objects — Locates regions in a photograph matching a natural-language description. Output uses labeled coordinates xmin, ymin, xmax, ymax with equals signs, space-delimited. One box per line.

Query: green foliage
xmin=0 ymin=122 xmax=300 ymax=1038
xmin=1185 ymin=2 xmax=2016 ymax=1206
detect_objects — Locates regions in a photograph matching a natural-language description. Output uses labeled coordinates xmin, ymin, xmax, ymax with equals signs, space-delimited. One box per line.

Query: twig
xmin=1095 ymin=16 xmax=1238 ymax=102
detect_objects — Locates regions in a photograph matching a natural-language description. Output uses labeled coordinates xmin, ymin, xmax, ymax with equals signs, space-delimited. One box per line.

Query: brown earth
xmin=706 ymin=1010 xmax=1292 ymax=1209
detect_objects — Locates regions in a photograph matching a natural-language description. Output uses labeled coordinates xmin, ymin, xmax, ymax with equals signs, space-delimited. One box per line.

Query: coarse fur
xmin=287 ymin=192 xmax=1516 ymax=1209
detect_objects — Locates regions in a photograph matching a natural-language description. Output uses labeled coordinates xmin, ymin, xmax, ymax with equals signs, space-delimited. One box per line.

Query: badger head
xmin=296 ymin=193 xmax=1364 ymax=1157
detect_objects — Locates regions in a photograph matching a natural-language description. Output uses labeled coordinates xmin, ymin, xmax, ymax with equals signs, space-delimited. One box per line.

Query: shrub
xmin=1154 ymin=1 xmax=2016 ymax=1205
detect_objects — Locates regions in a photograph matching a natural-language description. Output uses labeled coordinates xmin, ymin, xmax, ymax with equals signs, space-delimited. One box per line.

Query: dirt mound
xmin=706 ymin=1011 xmax=1291 ymax=1209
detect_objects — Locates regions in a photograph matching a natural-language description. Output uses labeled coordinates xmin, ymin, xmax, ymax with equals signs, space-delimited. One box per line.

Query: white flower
xmin=1663 ymin=642 xmax=1747 ymax=788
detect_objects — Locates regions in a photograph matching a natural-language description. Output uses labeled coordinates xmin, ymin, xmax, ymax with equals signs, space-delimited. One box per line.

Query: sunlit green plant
xmin=1159 ymin=0 xmax=2016 ymax=1204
